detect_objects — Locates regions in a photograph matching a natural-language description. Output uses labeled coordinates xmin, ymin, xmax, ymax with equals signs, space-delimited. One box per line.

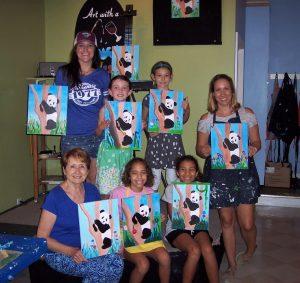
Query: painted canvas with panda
xmin=121 ymin=193 xmax=162 ymax=248
xmin=211 ymin=122 xmax=249 ymax=170
xmin=148 ymin=89 xmax=184 ymax=134
xmin=111 ymin=45 xmax=139 ymax=80
xmin=172 ymin=182 xmax=210 ymax=231
xmin=171 ymin=0 xmax=200 ymax=18
xmin=78 ymin=199 xmax=122 ymax=259
xmin=26 ymin=84 xmax=68 ymax=135
xmin=104 ymin=101 xmax=142 ymax=150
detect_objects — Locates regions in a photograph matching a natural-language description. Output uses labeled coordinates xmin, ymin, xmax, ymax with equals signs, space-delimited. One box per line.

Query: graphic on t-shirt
xmin=69 ymin=82 xmax=102 ymax=106
xmin=27 ymin=84 xmax=68 ymax=135
xmin=111 ymin=45 xmax=139 ymax=81
xmin=148 ymin=89 xmax=184 ymax=134
xmin=78 ymin=199 xmax=122 ymax=258
xmin=171 ymin=0 xmax=200 ymax=18
xmin=172 ymin=182 xmax=209 ymax=231
xmin=211 ymin=122 xmax=249 ymax=170
xmin=0 ymin=250 xmax=22 ymax=269
xmin=122 ymin=193 xmax=162 ymax=248
xmin=104 ymin=101 xmax=142 ymax=150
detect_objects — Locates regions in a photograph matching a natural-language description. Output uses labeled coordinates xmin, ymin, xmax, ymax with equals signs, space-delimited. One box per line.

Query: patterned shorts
xmin=61 ymin=135 xmax=103 ymax=158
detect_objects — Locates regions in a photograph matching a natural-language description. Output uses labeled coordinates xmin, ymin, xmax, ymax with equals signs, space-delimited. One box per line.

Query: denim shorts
xmin=61 ymin=135 xmax=103 ymax=158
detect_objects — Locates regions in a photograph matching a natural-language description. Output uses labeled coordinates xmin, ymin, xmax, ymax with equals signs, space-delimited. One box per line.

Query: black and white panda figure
xmin=180 ymin=0 xmax=194 ymax=15
xmin=119 ymin=51 xmax=133 ymax=79
xmin=223 ymin=131 xmax=241 ymax=165
xmin=184 ymin=190 xmax=201 ymax=226
xmin=132 ymin=204 xmax=152 ymax=240
xmin=158 ymin=96 xmax=177 ymax=129
xmin=39 ymin=94 xmax=59 ymax=130
xmin=93 ymin=209 xmax=112 ymax=250
xmin=116 ymin=110 xmax=135 ymax=147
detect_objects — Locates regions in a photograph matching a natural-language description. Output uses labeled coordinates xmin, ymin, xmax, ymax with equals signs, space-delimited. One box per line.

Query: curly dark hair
xmin=175 ymin=155 xmax=202 ymax=182
xmin=122 ymin=158 xmax=154 ymax=187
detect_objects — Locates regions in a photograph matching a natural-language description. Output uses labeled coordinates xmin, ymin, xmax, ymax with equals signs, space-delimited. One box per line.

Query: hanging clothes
xmin=268 ymin=73 xmax=299 ymax=163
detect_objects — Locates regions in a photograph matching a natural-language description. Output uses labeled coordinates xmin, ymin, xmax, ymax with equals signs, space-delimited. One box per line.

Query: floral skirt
xmin=96 ymin=141 xmax=133 ymax=195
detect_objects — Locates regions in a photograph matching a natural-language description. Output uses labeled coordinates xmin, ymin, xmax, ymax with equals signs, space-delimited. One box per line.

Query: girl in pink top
xmin=110 ymin=158 xmax=170 ymax=283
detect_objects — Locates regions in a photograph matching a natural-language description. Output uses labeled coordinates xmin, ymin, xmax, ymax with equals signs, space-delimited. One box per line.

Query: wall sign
xmin=75 ymin=0 xmax=125 ymax=48
xmin=153 ymin=0 xmax=221 ymax=45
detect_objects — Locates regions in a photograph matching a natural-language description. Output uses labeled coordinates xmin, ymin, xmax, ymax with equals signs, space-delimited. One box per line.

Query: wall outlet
xmin=16 ymin=198 xmax=23 ymax=205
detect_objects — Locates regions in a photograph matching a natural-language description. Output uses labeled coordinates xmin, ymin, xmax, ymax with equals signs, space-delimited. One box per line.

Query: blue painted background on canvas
xmin=27 ymin=84 xmax=68 ymax=135
xmin=98 ymin=47 xmax=112 ymax=73
xmin=78 ymin=199 xmax=121 ymax=259
xmin=172 ymin=183 xmax=210 ymax=231
xmin=148 ymin=89 xmax=184 ymax=134
xmin=211 ymin=123 xmax=249 ymax=169
xmin=122 ymin=193 xmax=162 ymax=248
xmin=104 ymin=101 xmax=142 ymax=150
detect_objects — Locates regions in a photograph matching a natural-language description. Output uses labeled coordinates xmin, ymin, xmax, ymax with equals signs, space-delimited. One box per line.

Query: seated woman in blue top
xmin=37 ymin=148 xmax=123 ymax=283
xmin=55 ymin=31 xmax=110 ymax=184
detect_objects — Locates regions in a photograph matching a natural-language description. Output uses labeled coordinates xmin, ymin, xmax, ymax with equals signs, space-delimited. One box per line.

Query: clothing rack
xmin=269 ymin=73 xmax=300 ymax=80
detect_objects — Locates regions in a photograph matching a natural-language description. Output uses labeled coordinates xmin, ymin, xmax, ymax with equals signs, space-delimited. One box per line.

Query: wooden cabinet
xmin=31 ymin=135 xmax=63 ymax=202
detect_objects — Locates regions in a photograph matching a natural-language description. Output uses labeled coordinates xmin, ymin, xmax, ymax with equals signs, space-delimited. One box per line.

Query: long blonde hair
xmin=207 ymin=74 xmax=240 ymax=113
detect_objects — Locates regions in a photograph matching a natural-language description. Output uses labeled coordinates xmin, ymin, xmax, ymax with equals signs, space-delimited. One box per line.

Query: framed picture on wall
xmin=153 ymin=0 xmax=221 ymax=45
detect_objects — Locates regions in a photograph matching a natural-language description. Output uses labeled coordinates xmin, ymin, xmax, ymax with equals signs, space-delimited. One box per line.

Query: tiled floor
xmin=220 ymin=205 xmax=300 ymax=283
xmin=1 ymin=197 xmax=300 ymax=283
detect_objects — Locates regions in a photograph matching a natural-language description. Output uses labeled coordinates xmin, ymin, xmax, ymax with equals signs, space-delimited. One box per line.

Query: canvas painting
xmin=172 ymin=182 xmax=210 ymax=231
xmin=111 ymin=45 xmax=139 ymax=80
xmin=99 ymin=47 xmax=112 ymax=73
xmin=211 ymin=122 xmax=249 ymax=169
xmin=148 ymin=89 xmax=184 ymax=134
xmin=171 ymin=0 xmax=200 ymax=18
xmin=78 ymin=199 xmax=122 ymax=259
xmin=104 ymin=101 xmax=142 ymax=150
xmin=121 ymin=193 xmax=162 ymax=248
xmin=0 ymin=250 xmax=22 ymax=269
xmin=27 ymin=84 xmax=68 ymax=135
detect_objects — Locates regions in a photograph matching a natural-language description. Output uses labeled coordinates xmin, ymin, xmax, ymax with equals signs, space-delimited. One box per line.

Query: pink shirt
xmin=110 ymin=186 xmax=153 ymax=217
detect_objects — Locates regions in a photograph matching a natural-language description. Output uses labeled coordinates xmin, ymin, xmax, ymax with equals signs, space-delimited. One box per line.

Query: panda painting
xmin=119 ymin=51 xmax=133 ymax=79
xmin=158 ymin=96 xmax=177 ymax=129
xmin=116 ymin=110 xmax=135 ymax=147
xmin=93 ymin=209 xmax=112 ymax=250
xmin=183 ymin=190 xmax=201 ymax=226
xmin=180 ymin=0 xmax=194 ymax=15
xmin=39 ymin=94 xmax=59 ymax=130
xmin=132 ymin=204 xmax=152 ymax=240
xmin=223 ymin=131 xmax=241 ymax=165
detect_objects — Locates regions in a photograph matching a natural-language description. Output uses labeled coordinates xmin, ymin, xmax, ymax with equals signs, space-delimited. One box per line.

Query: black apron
xmin=203 ymin=111 xmax=260 ymax=208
